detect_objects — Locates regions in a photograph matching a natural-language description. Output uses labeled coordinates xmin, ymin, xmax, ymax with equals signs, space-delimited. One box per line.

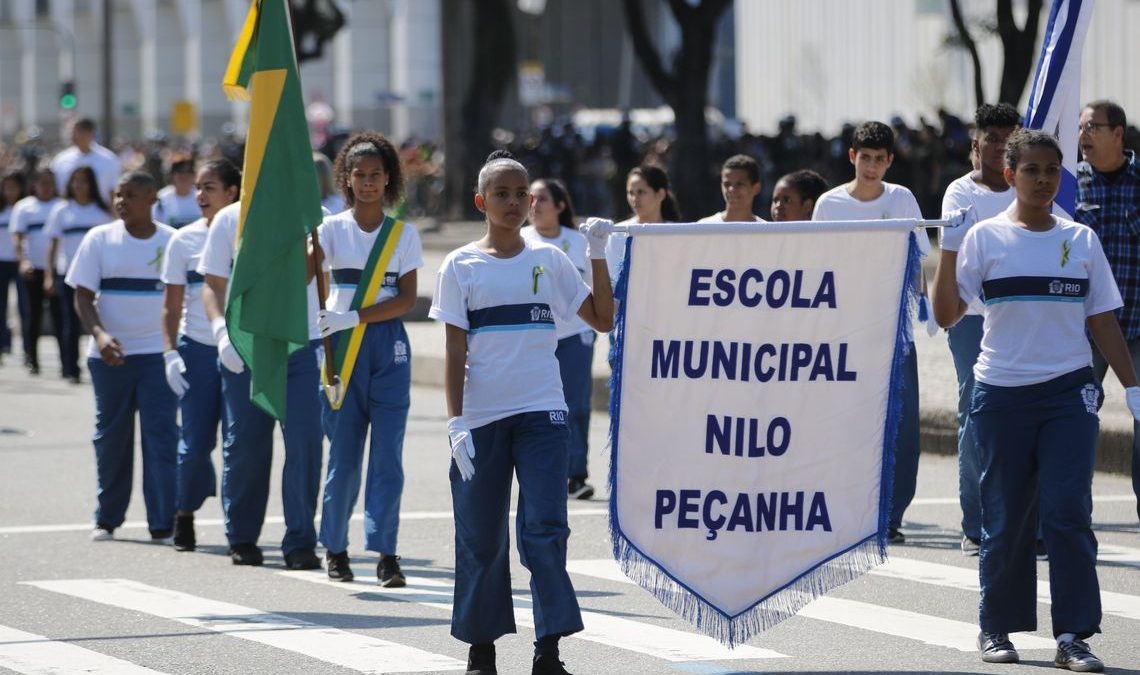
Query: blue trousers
xmin=451 ymin=411 xmax=584 ymax=644
xmin=0 ymin=260 xmax=19 ymax=353
xmin=57 ymin=282 xmax=82 ymax=378
xmin=890 ymin=342 xmax=920 ymax=530
xmin=971 ymin=368 xmax=1102 ymax=638
xmin=175 ymin=336 xmax=224 ymax=512
xmin=556 ymin=332 xmax=595 ymax=481
xmin=1091 ymin=337 xmax=1140 ymax=520
xmin=947 ymin=315 xmax=984 ymax=539
xmin=220 ymin=340 xmax=323 ymax=555
xmin=88 ymin=354 xmax=178 ymax=533
xmin=319 ymin=321 xmax=410 ymax=555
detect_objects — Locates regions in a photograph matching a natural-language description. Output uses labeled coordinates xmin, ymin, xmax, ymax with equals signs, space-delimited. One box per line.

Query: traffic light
xmin=59 ymin=81 xmax=77 ymax=110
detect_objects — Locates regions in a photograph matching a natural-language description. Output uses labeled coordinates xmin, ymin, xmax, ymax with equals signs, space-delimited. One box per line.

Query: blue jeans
xmin=556 ymin=332 xmax=595 ymax=481
xmin=1091 ymin=337 xmax=1140 ymax=520
xmin=57 ymin=282 xmax=82 ymax=378
xmin=88 ymin=353 xmax=179 ymax=533
xmin=220 ymin=340 xmax=323 ymax=555
xmin=319 ymin=321 xmax=410 ymax=555
xmin=450 ymin=411 xmax=584 ymax=644
xmin=971 ymin=368 xmax=1102 ymax=638
xmin=947 ymin=314 xmax=984 ymax=539
xmin=0 ymin=260 xmax=18 ymax=353
xmin=890 ymin=342 xmax=920 ymax=530
xmin=175 ymin=336 xmax=224 ymax=513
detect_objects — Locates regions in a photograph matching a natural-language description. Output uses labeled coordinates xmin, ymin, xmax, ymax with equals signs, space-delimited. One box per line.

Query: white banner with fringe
xmin=607 ymin=220 xmax=921 ymax=647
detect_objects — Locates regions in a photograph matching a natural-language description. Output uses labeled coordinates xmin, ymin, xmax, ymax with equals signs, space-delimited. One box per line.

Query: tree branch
xmin=622 ymin=0 xmax=677 ymax=106
xmin=948 ymin=0 xmax=985 ymax=108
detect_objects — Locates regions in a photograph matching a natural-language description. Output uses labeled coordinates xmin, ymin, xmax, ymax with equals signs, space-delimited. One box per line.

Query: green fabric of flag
xmin=222 ymin=0 xmax=322 ymax=421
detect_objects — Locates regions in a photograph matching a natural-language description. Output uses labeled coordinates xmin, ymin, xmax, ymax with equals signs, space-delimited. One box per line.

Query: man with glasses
xmin=1076 ymin=100 xmax=1140 ymax=522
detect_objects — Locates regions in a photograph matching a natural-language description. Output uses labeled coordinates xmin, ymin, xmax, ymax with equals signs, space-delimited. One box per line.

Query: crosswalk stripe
xmin=564 ymin=559 xmax=1058 ymax=653
xmin=281 ymin=570 xmax=787 ymax=662
xmin=1098 ymin=543 xmax=1140 ymax=569
xmin=0 ymin=624 xmax=170 ymax=674
xmin=872 ymin=557 xmax=1140 ymax=622
xmin=23 ymin=579 xmax=465 ymax=673
xmin=0 ymin=507 xmax=608 ymax=535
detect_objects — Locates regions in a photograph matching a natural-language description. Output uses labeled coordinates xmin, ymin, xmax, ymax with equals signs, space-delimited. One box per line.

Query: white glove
xmin=163 ymin=350 xmax=189 ymax=396
xmin=939 ymin=205 xmax=976 ymax=253
xmin=1127 ymin=386 xmax=1140 ymax=422
xmin=212 ymin=317 xmax=245 ymax=374
xmin=447 ymin=416 xmax=476 ymax=481
xmin=318 ymin=309 xmax=360 ymax=337
xmin=579 ymin=217 xmax=615 ymax=260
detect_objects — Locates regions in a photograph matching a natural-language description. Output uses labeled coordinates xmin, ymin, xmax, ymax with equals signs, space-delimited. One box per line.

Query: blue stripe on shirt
xmin=100 ymin=277 xmax=164 ymax=294
xmin=186 ymin=271 xmax=204 ymax=285
xmin=467 ymin=303 xmax=557 ymax=335
xmin=982 ymin=275 xmax=1087 ymax=303
xmin=24 ymin=222 xmax=45 ymax=232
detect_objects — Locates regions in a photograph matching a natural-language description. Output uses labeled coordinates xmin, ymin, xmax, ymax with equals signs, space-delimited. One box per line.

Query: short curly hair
xmin=332 ymin=131 xmax=404 ymax=207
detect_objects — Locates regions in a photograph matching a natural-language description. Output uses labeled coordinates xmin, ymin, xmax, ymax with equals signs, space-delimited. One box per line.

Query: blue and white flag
xmin=607 ymin=220 xmax=920 ymax=647
xmin=1023 ymin=0 xmax=1095 ymax=218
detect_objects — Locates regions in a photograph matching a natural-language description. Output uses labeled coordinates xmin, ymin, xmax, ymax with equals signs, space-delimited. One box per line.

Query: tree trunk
xmin=622 ymin=0 xmax=730 ymax=220
xmin=947 ymin=0 xmax=985 ymax=109
xmin=997 ymin=0 xmax=1044 ymax=106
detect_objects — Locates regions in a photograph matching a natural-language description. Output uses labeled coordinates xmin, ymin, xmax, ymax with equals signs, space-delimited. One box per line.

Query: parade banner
xmin=608 ymin=221 xmax=920 ymax=646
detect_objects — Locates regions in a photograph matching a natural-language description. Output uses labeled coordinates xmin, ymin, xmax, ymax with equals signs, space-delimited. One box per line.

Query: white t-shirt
xmin=940 ymin=174 xmax=1016 ymax=316
xmin=50 ymin=143 xmax=121 ymax=203
xmin=429 ymin=239 xmax=590 ymax=429
xmin=65 ymin=220 xmax=175 ymax=358
xmin=0 ymin=206 xmax=16 ymax=262
xmin=162 ymin=219 xmax=214 ymax=346
xmin=10 ymin=196 xmax=62 ymax=271
xmin=197 ymin=202 xmax=320 ymax=340
xmin=45 ymin=201 xmax=113 ymax=274
xmin=318 ymin=212 xmax=424 ymax=313
xmin=697 ymin=212 xmax=766 ymax=223
xmin=957 ymin=215 xmax=1122 ymax=387
xmin=153 ymin=185 xmax=202 ymax=229
xmin=521 ymin=225 xmax=595 ymax=339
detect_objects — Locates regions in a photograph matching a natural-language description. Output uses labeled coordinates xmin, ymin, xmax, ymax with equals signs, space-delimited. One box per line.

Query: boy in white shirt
xmin=936 ymin=103 xmax=1021 ymax=556
xmin=812 ymin=120 xmax=926 ymax=545
xmin=67 ymin=171 xmax=178 ymax=542
xmin=698 ymin=154 xmax=765 ymax=223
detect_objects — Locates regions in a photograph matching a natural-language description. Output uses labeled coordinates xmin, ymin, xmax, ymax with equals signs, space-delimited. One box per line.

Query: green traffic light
xmin=60 ymin=94 xmax=77 ymax=110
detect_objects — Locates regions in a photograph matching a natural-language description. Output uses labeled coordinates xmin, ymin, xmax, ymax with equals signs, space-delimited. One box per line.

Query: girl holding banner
xmin=429 ymin=151 xmax=614 ymax=675
xmin=311 ymin=132 xmax=422 ymax=587
xmin=932 ymin=130 xmax=1140 ymax=672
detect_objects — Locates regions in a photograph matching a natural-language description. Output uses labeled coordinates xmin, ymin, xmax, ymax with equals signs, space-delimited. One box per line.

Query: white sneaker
xmin=90 ymin=527 xmax=114 ymax=542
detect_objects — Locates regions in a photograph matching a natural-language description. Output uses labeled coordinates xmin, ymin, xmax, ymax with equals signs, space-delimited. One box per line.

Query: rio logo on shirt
xmin=530 ymin=305 xmax=554 ymax=323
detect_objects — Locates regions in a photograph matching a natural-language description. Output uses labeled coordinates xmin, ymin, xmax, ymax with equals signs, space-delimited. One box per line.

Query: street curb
xmin=409 ymin=354 xmax=1134 ymax=477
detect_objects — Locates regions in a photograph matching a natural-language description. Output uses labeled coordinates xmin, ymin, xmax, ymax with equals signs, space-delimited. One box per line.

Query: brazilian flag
xmin=223 ymin=0 xmax=322 ymax=421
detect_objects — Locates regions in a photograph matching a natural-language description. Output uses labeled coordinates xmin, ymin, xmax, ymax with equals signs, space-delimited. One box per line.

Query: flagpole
xmin=311 ymin=230 xmax=343 ymax=405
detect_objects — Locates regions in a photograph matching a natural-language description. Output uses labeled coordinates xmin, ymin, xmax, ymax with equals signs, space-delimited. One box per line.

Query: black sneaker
xmin=378 ymin=554 xmax=406 ymax=588
xmin=888 ymin=528 xmax=905 ymax=544
xmin=1055 ymin=639 xmax=1104 ymax=672
xmin=172 ymin=514 xmax=196 ymax=551
xmin=1036 ymin=539 xmax=1049 ymax=561
xmin=228 ymin=543 xmax=264 ymax=566
xmin=150 ymin=529 xmax=174 ymax=545
xmin=978 ymin=631 xmax=1019 ymax=663
xmin=532 ymin=652 xmax=572 ymax=675
xmin=466 ymin=643 xmax=496 ymax=675
xmin=961 ymin=535 xmax=980 ymax=556
xmin=326 ymin=551 xmax=354 ymax=581
xmin=284 ymin=548 xmax=321 ymax=570
xmin=567 ymin=479 xmax=595 ymax=500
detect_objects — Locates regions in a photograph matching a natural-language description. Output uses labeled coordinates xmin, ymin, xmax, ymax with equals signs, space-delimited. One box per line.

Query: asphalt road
xmin=1 ymin=351 xmax=1138 ymax=675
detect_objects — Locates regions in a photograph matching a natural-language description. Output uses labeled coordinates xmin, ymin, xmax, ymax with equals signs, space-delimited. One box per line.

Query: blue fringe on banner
xmin=606 ymin=230 xmax=922 ymax=647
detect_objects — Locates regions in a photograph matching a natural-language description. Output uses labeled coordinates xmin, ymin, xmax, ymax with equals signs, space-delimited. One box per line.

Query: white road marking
xmin=0 ymin=624 xmax=171 ymax=674
xmin=281 ymin=570 xmax=787 ymax=662
xmin=565 ymin=559 xmax=1058 ymax=653
xmin=22 ymin=579 xmax=464 ymax=673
